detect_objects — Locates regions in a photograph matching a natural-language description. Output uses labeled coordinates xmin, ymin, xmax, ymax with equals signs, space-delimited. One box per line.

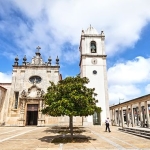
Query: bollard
xmin=59 ymin=143 xmax=63 ymax=150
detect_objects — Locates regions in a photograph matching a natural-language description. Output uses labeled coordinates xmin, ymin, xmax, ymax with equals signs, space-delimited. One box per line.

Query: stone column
xmin=118 ymin=108 xmax=121 ymax=126
xmin=121 ymin=107 xmax=124 ymax=127
xmin=130 ymin=104 xmax=135 ymax=127
xmin=145 ymin=101 xmax=150 ymax=128
xmin=114 ymin=109 xmax=117 ymax=125
xmin=138 ymin=102 xmax=143 ymax=127
xmin=134 ymin=107 xmax=138 ymax=126
xmin=142 ymin=106 xmax=146 ymax=127
xmin=110 ymin=109 xmax=113 ymax=125
xmin=116 ymin=108 xmax=118 ymax=126
xmin=126 ymin=106 xmax=130 ymax=127
xmin=114 ymin=108 xmax=116 ymax=125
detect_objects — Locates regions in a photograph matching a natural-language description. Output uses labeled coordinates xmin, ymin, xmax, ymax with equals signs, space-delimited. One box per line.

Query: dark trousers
xmin=105 ymin=123 xmax=110 ymax=132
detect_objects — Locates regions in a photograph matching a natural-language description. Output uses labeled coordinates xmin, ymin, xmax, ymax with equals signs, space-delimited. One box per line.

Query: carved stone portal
xmin=21 ymin=85 xmax=45 ymax=98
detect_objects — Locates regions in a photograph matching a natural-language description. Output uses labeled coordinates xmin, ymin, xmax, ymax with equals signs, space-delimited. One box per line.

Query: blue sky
xmin=1 ymin=0 xmax=150 ymax=105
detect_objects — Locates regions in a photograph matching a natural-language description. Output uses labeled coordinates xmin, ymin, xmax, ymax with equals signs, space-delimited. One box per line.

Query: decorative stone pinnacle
xmin=56 ymin=56 xmax=59 ymax=65
xmin=15 ymin=55 xmax=19 ymax=61
xmin=48 ymin=56 xmax=52 ymax=65
xmin=22 ymin=55 xmax=27 ymax=65
xmin=14 ymin=55 xmax=19 ymax=66
xmin=23 ymin=55 xmax=27 ymax=62
xmin=48 ymin=56 xmax=52 ymax=61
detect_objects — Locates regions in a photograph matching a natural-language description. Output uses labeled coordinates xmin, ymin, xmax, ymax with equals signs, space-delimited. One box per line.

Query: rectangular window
xmin=14 ymin=92 xmax=19 ymax=109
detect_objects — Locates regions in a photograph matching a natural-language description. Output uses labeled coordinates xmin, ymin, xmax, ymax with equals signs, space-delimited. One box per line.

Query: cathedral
xmin=0 ymin=26 xmax=109 ymax=126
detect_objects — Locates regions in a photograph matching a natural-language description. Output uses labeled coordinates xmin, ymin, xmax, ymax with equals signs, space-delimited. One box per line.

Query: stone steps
xmin=118 ymin=127 xmax=150 ymax=139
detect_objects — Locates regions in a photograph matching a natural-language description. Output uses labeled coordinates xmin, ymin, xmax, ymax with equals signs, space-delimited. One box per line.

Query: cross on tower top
xmin=36 ymin=46 xmax=41 ymax=52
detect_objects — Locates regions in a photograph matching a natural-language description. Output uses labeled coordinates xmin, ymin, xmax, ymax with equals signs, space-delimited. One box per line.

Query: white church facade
xmin=0 ymin=26 xmax=109 ymax=126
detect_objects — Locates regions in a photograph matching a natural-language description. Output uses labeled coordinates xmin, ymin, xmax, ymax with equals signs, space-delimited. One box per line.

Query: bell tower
xmin=79 ymin=25 xmax=109 ymax=125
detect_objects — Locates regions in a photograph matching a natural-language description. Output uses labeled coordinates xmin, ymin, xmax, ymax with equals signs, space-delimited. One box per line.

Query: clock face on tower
xmin=91 ymin=58 xmax=97 ymax=64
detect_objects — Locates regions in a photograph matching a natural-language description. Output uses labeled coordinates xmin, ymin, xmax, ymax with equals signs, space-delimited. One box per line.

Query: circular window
xmin=29 ymin=76 xmax=42 ymax=84
xmin=93 ymin=70 xmax=97 ymax=75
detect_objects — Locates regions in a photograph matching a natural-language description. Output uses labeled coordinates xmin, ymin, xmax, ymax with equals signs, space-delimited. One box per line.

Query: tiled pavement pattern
xmin=0 ymin=126 xmax=149 ymax=150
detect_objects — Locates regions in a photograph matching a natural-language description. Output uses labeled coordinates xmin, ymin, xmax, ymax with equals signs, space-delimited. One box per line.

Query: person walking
xmin=105 ymin=117 xmax=111 ymax=132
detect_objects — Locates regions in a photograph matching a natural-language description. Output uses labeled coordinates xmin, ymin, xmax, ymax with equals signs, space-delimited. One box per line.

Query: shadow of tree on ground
xmin=44 ymin=126 xmax=88 ymax=135
xmin=38 ymin=126 xmax=96 ymax=144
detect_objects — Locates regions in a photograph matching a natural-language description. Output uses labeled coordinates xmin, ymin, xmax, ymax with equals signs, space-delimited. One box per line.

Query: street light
xmin=119 ymin=98 xmax=124 ymax=104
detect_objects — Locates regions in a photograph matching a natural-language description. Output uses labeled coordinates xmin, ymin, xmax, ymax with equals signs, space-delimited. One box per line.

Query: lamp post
xmin=119 ymin=98 xmax=124 ymax=104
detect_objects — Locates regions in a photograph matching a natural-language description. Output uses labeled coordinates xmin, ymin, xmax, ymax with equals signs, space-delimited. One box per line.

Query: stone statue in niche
xmin=28 ymin=88 xmax=31 ymax=96
xmin=37 ymin=89 xmax=45 ymax=97
xmin=41 ymin=90 xmax=45 ymax=97
xmin=20 ymin=102 xmax=23 ymax=109
xmin=37 ymin=89 xmax=41 ymax=97
xmin=21 ymin=90 xmax=27 ymax=98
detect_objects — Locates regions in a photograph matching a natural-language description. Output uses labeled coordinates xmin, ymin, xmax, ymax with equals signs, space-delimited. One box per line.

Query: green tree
xmin=42 ymin=76 xmax=102 ymax=139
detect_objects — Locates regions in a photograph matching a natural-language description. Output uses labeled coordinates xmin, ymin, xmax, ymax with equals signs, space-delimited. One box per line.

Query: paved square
xmin=0 ymin=126 xmax=149 ymax=150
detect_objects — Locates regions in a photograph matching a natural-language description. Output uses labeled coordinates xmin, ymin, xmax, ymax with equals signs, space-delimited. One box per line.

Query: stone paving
xmin=0 ymin=125 xmax=149 ymax=150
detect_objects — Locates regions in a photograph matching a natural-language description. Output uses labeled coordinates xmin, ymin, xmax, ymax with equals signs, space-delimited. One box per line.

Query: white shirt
xmin=105 ymin=118 xmax=110 ymax=124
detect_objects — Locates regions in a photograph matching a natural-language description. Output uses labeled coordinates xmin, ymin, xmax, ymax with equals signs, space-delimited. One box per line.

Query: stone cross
xmin=36 ymin=46 xmax=41 ymax=52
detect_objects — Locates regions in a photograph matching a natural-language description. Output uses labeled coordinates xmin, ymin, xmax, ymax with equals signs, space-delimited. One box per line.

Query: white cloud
xmin=108 ymin=57 xmax=150 ymax=85
xmin=13 ymin=0 xmax=46 ymax=19
xmin=145 ymin=84 xmax=150 ymax=94
xmin=1 ymin=0 xmax=150 ymax=61
xmin=108 ymin=57 xmax=150 ymax=104
xmin=109 ymin=85 xmax=141 ymax=105
xmin=1 ymin=0 xmax=150 ymax=102
xmin=0 ymin=72 xmax=12 ymax=83
xmin=44 ymin=0 xmax=150 ymax=55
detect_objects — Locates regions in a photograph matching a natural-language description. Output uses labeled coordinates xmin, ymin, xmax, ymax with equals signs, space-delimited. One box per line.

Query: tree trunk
xmin=69 ymin=116 xmax=73 ymax=140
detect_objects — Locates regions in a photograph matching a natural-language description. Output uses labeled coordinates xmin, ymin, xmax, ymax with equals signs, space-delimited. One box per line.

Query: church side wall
xmin=0 ymin=84 xmax=11 ymax=125
xmin=0 ymin=87 xmax=6 ymax=124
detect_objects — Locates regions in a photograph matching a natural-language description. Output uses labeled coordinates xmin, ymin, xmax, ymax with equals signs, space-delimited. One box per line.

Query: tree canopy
xmin=42 ymin=76 xmax=101 ymax=117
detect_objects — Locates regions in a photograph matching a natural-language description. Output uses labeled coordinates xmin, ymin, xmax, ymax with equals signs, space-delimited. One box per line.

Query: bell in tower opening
xmin=91 ymin=41 xmax=96 ymax=53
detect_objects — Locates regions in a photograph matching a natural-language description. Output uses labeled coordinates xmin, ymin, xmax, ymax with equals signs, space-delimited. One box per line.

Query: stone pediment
xmin=31 ymin=56 xmax=44 ymax=65
xmin=21 ymin=85 xmax=45 ymax=98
